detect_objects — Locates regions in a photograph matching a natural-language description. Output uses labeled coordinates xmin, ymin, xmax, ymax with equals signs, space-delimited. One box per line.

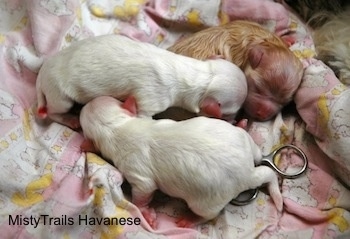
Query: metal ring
xmin=229 ymin=188 xmax=259 ymax=206
xmin=267 ymin=144 xmax=308 ymax=179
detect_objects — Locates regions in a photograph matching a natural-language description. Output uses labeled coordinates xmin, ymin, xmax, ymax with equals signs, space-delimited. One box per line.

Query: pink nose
xmin=255 ymin=106 xmax=274 ymax=121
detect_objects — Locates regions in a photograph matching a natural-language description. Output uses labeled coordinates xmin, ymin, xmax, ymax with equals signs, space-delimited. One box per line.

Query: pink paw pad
xmin=176 ymin=215 xmax=200 ymax=228
xmin=37 ymin=107 xmax=48 ymax=119
xmin=235 ymin=118 xmax=248 ymax=130
xmin=141 ymin=207 xmax=157 ymax=229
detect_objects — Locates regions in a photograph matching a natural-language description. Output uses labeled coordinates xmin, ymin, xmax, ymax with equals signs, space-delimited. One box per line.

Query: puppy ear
xmin=248 ymin=46 xmax=264 ymax=69
xmin=121 ymin=96 xmax=137 ymax=116
xmin=281 ymin=35 xmax=295 ymax=47
xmin=200 ymin=97 xmax=222 ymax=119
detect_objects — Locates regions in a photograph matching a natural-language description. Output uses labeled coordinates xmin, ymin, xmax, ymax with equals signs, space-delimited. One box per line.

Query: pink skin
xmin=131 ymin=188 xmax=158 ymax=229
xmin=235 ymin=118 xmax=248 ymax=129
xmin=243 ymin=90 xmax=282 ymax=121
xmin=281 ymin=35 xmax=296 ymax=47
xmin=176 ymin=214 xmax=202 ymax=228
xmin=140 ymin=207 xmax=158 ymax=229
xmin=199 ymin=97 xmax=222 ymax=119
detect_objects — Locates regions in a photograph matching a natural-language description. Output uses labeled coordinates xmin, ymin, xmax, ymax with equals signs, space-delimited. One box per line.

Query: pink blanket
xmin=0 ymin=0 xmax=349 ymax=238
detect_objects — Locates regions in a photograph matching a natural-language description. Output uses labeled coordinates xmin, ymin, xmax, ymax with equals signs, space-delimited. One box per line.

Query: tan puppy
xmin=168 ymin=20 xmax=304 ymax=121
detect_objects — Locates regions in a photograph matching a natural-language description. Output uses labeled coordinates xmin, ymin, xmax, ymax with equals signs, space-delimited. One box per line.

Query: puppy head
xmin=80 ymin=96 xmax=137 ymax=138
xmin=242 ymin=42 xmax=303 ymax=121
xmin=200 ymin=59 xmax=248 ymax=122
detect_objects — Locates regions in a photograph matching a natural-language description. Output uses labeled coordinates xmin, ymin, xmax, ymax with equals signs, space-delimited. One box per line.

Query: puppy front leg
xmin=131 ymin=185 xmax=158 ymax=229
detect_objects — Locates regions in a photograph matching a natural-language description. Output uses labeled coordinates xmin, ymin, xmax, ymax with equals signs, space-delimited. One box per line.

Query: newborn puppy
xmin=36 ymin=34 xmax=247 ymax=128
xmin=80 ymin=96 xmax=283 ymax=228
xmin=168 ymin=20 xmax=303 ymax=121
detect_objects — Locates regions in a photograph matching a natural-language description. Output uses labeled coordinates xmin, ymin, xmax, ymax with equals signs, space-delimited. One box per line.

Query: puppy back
xmin=168 ymin=20 xmax=287 ymax=68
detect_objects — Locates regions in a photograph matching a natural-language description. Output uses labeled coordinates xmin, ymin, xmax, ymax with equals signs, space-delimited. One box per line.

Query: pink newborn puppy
xmin=36 ymin=34 xmax=247 ymax=128
xmin=80 ymin=96 xmax=283 ymax=228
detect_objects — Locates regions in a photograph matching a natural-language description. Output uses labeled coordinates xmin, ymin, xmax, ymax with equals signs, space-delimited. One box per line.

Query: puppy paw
xmin=141 ymin=207 xmax=158 ymax=229
xmin=37 ymin=106 xmax=48 ymax=119
xmin=80 ymin=139 xmax=100 ymax=154
xmin=67 ymin=117 xmax=81 ymax=129
xmin=235 ymin=118 xmax=248 ymax=130
xmin=176 ymin=217 xmax=195 ymax=228
xmin=175 ymin=213 xmax=201 ymax=228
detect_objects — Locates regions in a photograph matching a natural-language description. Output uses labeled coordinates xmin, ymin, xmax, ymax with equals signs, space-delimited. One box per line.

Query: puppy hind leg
xmin=176 ymin=207 xmax=221 ymax=228
xmin=250 ymin=166 xmax=283 ymax=212
xmin=131 ymin=184 xmax=158 ymax=229
xmin=176 ymin=199 xmax=224 ymax=228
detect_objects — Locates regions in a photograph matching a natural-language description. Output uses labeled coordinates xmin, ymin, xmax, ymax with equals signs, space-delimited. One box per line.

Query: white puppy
xmin=79 ymin=96 xmax=283 ymax=228
xmin=36 ymin=34 xmax=247 ymax=128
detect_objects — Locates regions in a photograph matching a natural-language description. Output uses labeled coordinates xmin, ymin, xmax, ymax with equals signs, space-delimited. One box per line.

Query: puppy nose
xmin=255 ymin=107 xmax=273 ymax=121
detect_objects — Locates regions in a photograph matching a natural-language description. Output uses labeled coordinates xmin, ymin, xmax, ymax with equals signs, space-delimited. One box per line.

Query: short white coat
xmin=36 ymin=34 xmax=247 ymax=126
xmin=80 ymin=96 xmax=283 ymax=223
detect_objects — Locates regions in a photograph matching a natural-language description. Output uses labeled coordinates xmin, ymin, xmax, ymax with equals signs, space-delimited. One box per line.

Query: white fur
xmin=80 ymin=96 xmax=283 ymax=222
xmin=36 ymin=34 xmax=247 ymax=125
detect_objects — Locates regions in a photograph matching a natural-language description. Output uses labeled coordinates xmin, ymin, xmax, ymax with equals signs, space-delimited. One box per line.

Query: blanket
xmin=0 ymin=0 xmax=349 ymax=238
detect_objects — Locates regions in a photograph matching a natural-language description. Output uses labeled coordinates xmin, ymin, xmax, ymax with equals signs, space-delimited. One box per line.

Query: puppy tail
xmin=247 ymin=134 xmax=283 ymax=211
xmin=252 ymin=165 xmax=283 ymax=212
xmin=36 ymin=89 xmax=48 ymax=119
xmin=266 ymin=171 xmax=283 ymax=212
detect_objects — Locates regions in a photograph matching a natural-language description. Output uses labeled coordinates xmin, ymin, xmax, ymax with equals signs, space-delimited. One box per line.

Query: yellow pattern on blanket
xmin=11 ymin=174 xmax=53 ymax=207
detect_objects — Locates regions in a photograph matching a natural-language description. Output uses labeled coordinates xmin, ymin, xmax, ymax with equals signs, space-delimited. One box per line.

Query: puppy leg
xmin=131 ymin=184 xmax=158 ymax=229
xmin=249 ymin=166 xmax=283 ymax=212
xmin=176 ymin=197 xmax=225 ymax=228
